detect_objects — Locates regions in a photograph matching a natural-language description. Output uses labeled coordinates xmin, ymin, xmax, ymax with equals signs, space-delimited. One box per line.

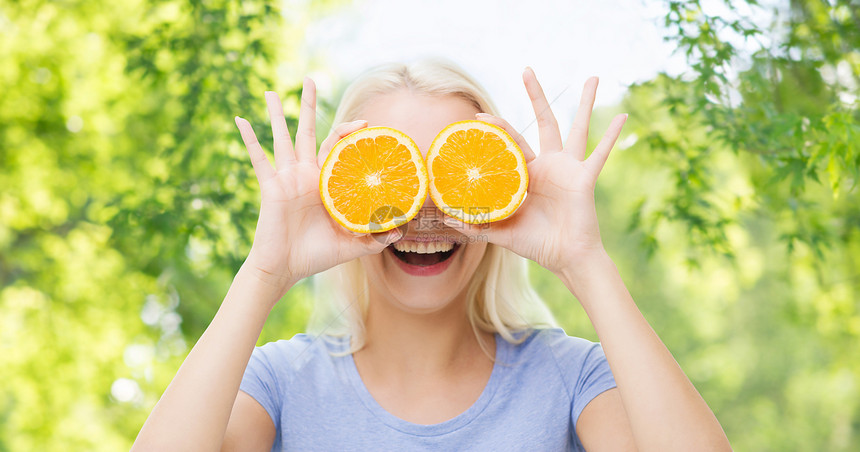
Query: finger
xmin=475 ymin=113 xmax=536 ymax=162
xmin=235 ymin=117 xmax=276 ymax=184
xmin=295 ymin=77 xmax=317 ymax=163
xmin=317 ymin=120 xmax=368 ymax=167
xmin=522 ymin=67 xmax=563 ymax=153
xmin=585 ymin=114 xmax=628 ymax=177
xmin=565 ymin=77 xmax=599 ymax=161
xmin=362 ymin=227 xmax=405 ymax=254
xmin=340 ymin=227 xmax=404 ymax=259
xmin=265 ymin=91 xmax=296 ymax=168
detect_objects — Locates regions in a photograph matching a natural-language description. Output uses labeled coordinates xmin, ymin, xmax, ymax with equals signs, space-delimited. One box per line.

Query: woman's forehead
xmin=359 ymin=91 xmax=480 ymax=153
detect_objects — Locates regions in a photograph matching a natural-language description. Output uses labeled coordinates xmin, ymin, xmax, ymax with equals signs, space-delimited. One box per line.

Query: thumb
xmin=361 ymin=227 xmax=404 ymax=253
xmin=381 ymin=227 xmax=404 ymax=245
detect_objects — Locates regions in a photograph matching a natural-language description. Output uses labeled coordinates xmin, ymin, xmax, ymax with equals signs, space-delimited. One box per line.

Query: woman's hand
xmin=235 ymin=78 xmax=402 ymax=298
xmin=442 ymin=68 xmax=627 ymax=275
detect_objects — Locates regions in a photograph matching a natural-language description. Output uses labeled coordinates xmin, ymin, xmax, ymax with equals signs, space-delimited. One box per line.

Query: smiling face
xmin=357 ymin=90 xmax=489 ymax=314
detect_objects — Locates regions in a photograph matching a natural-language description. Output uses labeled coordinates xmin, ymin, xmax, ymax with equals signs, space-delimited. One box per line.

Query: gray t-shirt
xmin=240 ymin=328 xmax=616 ymax=451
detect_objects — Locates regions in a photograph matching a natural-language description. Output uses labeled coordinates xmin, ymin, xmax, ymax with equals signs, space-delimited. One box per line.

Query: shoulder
xmin=249 ymin=333 xmax=348 ymax=383
xmin=506 ymin=328 xmax=610 ymax=395
xmin=508 ymin=327 xmax=603 ymax=361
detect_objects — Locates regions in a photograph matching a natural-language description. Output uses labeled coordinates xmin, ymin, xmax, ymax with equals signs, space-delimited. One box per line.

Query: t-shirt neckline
xmin=341 ymin=332 xmax=509 ymax=437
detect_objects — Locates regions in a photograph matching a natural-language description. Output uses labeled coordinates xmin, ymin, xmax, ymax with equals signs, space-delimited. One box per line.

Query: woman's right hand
xmin=234 ymin=78 xmax=402 ymax=299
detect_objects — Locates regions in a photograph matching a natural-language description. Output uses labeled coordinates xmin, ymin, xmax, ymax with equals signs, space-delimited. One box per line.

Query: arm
xmin=132 ymin=81 xmax=400 ymax=451
xmin=559 ymin=251 xmax=731 ymax=451
xmin=576 ymin=389 xmax=636 ymax=451
xmin=131 ymin=267 xmax=285 ymax=451
xmin=221 ymin=390 xmax=278 ymax=451
xmin=443 ymin=68 xmax=731 ymax=450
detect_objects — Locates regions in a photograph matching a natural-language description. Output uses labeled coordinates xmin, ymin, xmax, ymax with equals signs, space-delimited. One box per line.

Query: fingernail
xmin=476 ymin=113 xmax=492 ymax=119
xmin=389 ymin=229 xmax=403 ymax=242
xmin=384 ymin=229 xmax=402 ymax=244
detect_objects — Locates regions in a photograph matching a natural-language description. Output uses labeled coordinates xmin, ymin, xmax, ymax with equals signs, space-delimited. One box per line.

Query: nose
xmin=421 ymin=193 xmax=435 ymax=210
xmin=408 ymin=199 xmax=445 ymax=232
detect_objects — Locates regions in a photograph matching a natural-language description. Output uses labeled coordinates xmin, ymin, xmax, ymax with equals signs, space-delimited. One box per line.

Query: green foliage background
xmin=1 ymin=0 xmax=857 ymax=449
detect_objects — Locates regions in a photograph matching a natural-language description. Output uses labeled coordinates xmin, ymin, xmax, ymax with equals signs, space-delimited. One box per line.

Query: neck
xmin=355 ymin=289 xmax=494 ymax=379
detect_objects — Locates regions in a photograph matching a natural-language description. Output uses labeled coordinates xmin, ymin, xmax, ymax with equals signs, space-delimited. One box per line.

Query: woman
xmin=132 ymin=60 xmax=732 ymax=451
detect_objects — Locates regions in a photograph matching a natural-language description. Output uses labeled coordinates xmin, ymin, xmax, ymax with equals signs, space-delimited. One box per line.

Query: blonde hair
xmin=309 ymin=58 xmax=557 ymax=355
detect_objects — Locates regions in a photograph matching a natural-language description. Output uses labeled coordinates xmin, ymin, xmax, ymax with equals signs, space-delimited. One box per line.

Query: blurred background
xmin=1 ymin=0 xmax=858 ymax=449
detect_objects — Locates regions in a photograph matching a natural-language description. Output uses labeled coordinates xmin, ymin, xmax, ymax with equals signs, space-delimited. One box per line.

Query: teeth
xmin=392 ymin=241 xmax=455 ymax=254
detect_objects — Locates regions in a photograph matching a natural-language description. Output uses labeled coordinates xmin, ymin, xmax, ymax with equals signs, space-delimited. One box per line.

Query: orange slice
xmin=426 ymin=120 xmax=528 ymax=224
xmin=320 ymin=126 xmax=428 ymax=233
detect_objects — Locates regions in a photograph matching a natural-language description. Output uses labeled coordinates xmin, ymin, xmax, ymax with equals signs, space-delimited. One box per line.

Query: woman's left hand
xmin=443 ymin=68 xmax=627 ymax=275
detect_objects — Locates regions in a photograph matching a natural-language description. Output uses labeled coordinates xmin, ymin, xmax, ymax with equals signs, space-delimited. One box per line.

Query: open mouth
xmin=388 ymin=241 xmax=461 ymax=267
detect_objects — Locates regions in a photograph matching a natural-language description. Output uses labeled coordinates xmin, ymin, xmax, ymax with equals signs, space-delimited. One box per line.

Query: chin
xmin=385 ymin=288 xmax=460 ymax=314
